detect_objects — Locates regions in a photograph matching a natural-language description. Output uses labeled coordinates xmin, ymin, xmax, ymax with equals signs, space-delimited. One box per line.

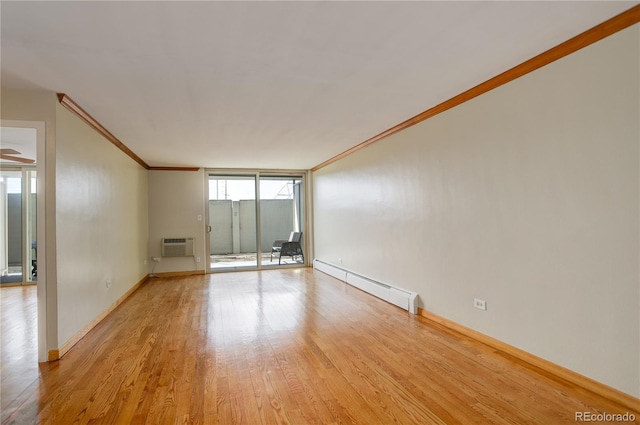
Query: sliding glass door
xmin=208 ymin=175 xmax=258 ymax=270
xmin=260 ymin=175 xmax=304 ymax=267
xmin=206 ymin=171 xmax=306 ymax=271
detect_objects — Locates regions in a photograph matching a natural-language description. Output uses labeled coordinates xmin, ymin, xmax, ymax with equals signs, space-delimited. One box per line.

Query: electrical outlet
xmin=196 ymin=257 xmax=201 ymax=263
xmin=144 ymin=259 xmax=148 ymax=265
xmin=474 ymin=298 xmax=487 ymax=311
xmin=106 ymin=280 xmax=112 ymax=289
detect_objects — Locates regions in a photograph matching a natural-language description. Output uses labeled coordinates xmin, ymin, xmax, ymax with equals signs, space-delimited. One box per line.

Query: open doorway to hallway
xmin=0 ymin=167 xmax=37 ymax=285
xmin=1 ymin=120 xmax=48 ymax=364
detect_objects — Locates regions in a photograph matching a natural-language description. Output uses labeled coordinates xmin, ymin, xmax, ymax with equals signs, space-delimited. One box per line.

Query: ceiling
xmin=0 ymin=127 xmax=37 ymax=165
xmin=1 ymin=1 xmax=637 ymax=170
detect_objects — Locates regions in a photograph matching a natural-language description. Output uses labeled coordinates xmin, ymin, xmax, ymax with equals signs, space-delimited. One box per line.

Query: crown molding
xmin=312 ymin=4 xmax=640 ymax=172
xmin=57 ymin=93 xmax=150 ymax=169
xmin=148 ymin=166 xmax=200 ymax=171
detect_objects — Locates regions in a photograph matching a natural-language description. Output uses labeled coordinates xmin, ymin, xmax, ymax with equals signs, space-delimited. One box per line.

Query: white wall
xmin=1 ymin=89 xmax=58 ymax=358
xmin=148 ymin=169 xmax=205 ymax=273
xmin=55 ymin=102 xmax=149 ymax=346
xmin=313 ymin=25 xmax=640 ymax=397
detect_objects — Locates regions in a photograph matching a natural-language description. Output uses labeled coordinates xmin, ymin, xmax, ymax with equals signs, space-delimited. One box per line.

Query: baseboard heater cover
xmin=313 ymin=259 xmax=418 ymax=314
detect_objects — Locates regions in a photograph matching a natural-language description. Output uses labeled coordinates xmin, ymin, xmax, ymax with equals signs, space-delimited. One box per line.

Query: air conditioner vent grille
xmin=161 ymin=237 xmax=195 ymax=257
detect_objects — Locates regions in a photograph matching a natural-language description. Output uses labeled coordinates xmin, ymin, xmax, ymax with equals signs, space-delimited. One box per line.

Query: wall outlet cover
xmin=474 ymin=298 xmax=487 ymax=311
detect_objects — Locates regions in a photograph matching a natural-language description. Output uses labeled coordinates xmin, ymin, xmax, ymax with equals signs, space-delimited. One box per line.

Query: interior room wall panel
xmin=1 ymin=89 xmax=58 ymax=357
xmin=313 ymin=25 xmax=639 ymax=397
xmin=148 ymin=169 xmax=205 ymax=274
xmin=55 ymin=103 xmax=149 ymax=346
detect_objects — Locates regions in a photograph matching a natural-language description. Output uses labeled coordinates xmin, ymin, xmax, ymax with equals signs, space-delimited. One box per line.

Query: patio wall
xmin=209 ymin=199 xmax=294 ymax=254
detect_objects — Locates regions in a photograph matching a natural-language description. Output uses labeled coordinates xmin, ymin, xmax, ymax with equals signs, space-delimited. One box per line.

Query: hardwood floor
xmin=1 ymin=285 xmax=38 ymax=423
xmin=2 ymin=269 xmax=638 ymax=424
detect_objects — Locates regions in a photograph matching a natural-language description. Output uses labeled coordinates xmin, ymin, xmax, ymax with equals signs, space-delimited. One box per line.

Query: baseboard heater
xmin=313 ymin=259 xmax=419 ymax=314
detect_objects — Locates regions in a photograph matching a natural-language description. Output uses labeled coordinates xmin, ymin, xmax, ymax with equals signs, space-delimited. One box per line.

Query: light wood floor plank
xmin=1 ymin=285 xmax=38 ymax=423
xmin=2 ymin=269 xmax=638 ymax=424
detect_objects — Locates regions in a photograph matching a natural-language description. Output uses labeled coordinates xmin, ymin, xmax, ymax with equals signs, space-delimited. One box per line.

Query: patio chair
xmin=271 ymin=232 xmax=304 ymax=264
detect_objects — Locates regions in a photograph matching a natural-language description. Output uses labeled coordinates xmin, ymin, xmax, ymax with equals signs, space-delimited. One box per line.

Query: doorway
xmin=208 ymin=174 xmax=258 ymax=270
xmin=0 ymin=168 xmax=37 ymax=285
xmin=206 ymin=171 xmax=306 ymax=271
xmin=259 ymin=175 xmax=305 ymax=268
xmin=1 ymin=120 xmax=47 ymax=364
xmin=1 ymin=128 xmax=37 ymax=285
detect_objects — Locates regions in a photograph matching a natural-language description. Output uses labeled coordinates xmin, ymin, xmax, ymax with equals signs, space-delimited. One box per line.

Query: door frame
xmin=204 ymin=169 xmax=310 ymax=273
xmin=1 ymin=120 xmax=47 ymax=362
xmin=0 ymin=165 xmax=37 ymax=285
xmin=207 ymin=173 xmax=258 ymax=271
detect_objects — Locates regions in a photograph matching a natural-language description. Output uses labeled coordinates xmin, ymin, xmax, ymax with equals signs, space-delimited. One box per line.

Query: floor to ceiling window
xmin=207 ymin=171 xmax=306 ymax=271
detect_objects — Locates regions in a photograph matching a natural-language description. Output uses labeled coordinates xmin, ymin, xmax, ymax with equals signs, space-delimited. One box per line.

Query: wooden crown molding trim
xmin=418 ymin=308 xmax=640 ymax=413
xmin=312 ymin=4 xmax=640 ymax=172
xmin=148 ymin=166 xmax=201 ymax=171
xmin=57 ymin=93 xmax=150 ymax=169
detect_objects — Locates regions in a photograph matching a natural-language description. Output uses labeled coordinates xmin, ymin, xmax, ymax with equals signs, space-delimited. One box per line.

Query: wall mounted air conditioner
xmin=161 ymin=237 xmax=195 ymax=257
